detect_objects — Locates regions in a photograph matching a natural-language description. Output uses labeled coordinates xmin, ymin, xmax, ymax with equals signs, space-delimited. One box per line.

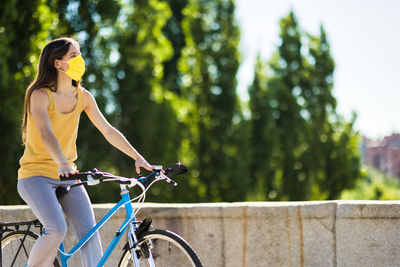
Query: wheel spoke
xmin=1 ymin=231 xmax=60 ymax=267
xmin=10 ymin=238 xmax=24 ymax=267
xmin=118 ymin=230 xmax=202 ymax=267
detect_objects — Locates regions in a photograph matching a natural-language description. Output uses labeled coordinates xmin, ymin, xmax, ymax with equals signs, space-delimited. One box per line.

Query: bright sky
xmin=235 ymin=0 xmax=400 ymax=139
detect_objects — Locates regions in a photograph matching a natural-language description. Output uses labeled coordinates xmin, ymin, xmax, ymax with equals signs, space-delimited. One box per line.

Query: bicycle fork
xmin=127 ymin=223 xmax=155 ymax=267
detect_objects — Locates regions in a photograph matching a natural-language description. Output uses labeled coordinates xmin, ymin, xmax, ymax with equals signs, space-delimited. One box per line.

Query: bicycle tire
xmin=118 ymin=229 xmax=203 ymax=267
xmin=1 ymin=230 xmax=60 ymax=267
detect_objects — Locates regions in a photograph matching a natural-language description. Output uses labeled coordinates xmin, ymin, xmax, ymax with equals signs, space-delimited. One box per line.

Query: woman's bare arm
xmin=82 ymin=89 xmax=152 ymax=173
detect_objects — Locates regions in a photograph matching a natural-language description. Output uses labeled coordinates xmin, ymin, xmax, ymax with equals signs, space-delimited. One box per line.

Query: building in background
xmin=363 ymin=133 xmax=400 ymax=178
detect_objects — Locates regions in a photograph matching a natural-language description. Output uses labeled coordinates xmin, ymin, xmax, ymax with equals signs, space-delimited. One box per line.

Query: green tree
xmin=248 ymin=56 xmax=277 ymax=200
xmin=0 ymin=0 xmax=58 ymax=204
xmin=180 ymin=0 xmax=241 ymax=201
xmin=248 ymin=11 xmax=364 ymax=201
xmin=300 ymin=26 xmax=336 ymax=199
xmin=112 ymin=0 xmax=191 ymax=202
xmin=161 ymin=0 xmax=188 ymax=95
xmin=267 ymin=12 xmax=308 ymax=200
xmin=304 ymin=26 xmax=364 ymax=199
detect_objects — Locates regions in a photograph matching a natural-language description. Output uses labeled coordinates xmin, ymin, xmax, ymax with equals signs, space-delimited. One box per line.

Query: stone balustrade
xmin=2 ymin=200 xmax=400 ymax=266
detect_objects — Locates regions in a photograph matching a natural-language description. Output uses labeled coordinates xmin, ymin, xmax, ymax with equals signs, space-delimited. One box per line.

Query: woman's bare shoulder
xmin=79 ymin=87 xmax=92 ymax=95
xmin=80 ymin=87 xmax=95 ymax=109
xmin=30 ymin=88 xmax=50 ymax=109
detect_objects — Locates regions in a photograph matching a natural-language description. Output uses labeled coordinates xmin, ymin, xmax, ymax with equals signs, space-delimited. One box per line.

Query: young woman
xmin=17 ymin=37 xmax=153 ymax=267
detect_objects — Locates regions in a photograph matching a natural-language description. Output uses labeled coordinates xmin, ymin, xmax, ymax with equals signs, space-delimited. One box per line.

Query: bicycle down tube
xmin=58 ymin=185 xmax=136 ymax=267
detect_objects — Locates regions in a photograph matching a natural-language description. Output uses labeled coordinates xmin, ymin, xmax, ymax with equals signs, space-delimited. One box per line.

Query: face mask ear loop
xmin=56 ymin=60 xmax=68 ymax=73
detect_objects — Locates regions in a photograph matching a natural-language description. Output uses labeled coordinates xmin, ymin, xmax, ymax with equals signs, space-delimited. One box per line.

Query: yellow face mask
xmin=59 ymin=55 xmax=85 ymax=81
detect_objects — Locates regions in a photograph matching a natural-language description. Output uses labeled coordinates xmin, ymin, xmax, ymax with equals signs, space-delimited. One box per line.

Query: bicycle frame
xmin=6 ymin=165 xmax=189 ymax=267
xmin=57 ymin=184 xmax=138 ymax=267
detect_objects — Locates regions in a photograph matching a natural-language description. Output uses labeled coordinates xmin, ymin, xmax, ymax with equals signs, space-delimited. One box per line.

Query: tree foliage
xmin=179 ymin=0 xmax=242 ymax=201
xmin=248 ymin=56 xmax=277 ymax=200
xmin=0 ymin=2 xmax=364 ymax=204
xmin=0 ymin=0 xmax=58 ymax=204
xmin=112 ymin=0 xmax=187 ymax=202
xmin=341 ymin=167 xmax=400 ymax=200
xmin=248 ymin=12 xmax=364 ymax=201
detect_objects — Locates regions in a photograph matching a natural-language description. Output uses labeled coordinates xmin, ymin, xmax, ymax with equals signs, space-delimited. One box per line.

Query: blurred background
xmin=0 ymin=0 xmax=398 ymax=204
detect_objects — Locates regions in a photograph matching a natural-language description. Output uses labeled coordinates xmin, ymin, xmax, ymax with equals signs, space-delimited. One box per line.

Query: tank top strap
xmin=44 ymin=88 xmax=55 ymax=112
xmin=76 ymin=87 xmax=84 ymax=112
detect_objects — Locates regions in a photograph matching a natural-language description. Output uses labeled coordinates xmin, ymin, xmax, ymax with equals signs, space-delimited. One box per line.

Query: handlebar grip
xmin=118 ymin=180 xmax=134 ymax=185
xmin=59 ymin=172 xmax=91 ymax=181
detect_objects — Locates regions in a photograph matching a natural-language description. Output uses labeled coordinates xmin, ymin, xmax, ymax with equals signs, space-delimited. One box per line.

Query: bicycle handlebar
xmin=59 ymin=163 xmax=187 ymax=188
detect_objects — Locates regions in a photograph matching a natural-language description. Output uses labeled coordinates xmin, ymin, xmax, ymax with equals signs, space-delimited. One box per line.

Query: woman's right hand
xmin=58 ymin=162 xmax=79 ymax=178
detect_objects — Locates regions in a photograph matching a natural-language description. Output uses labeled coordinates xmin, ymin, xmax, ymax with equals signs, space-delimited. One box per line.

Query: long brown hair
xmin=22 ymin=37 xmax=80 ymax=144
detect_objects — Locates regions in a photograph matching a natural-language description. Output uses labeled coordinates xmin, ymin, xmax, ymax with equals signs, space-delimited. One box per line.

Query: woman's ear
xmin=54 ymin=59 xmax=61 ymax=69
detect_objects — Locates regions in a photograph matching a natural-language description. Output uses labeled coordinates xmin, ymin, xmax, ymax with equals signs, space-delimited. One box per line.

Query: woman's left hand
xmin=135 ymin=156 xmax=153 ymax=174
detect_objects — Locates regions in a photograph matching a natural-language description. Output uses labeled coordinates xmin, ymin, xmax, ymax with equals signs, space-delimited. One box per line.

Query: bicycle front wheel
xmin=1 ymin=230 xmax=60 ymax=267
xmin=118 ymin=229 xmax=202 ymax=267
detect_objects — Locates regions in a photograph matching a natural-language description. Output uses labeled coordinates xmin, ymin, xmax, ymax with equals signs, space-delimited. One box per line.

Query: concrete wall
xmin=2 ymin=201 xmax=400 ymax=267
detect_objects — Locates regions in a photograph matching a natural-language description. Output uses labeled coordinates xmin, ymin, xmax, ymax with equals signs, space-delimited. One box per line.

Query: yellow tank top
xmin=18 ymin=87 xmax=84 ymax=180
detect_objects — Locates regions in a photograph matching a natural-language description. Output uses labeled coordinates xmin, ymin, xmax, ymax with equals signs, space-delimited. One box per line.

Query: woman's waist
xmin=19 ymin=158 xmax=76 ymax=167
xmin=20 ymin=143 xmax=77 ymax=163
xmin=18 ymin=161 xmax=77 ymax=180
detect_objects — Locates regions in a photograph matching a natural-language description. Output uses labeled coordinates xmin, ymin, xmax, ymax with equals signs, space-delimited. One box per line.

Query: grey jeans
xmin=18 ymin=176 xmax=103 ymax=267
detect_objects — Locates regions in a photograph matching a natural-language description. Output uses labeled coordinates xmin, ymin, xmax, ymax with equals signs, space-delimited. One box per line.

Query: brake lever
xmin=160 ymin=172 xmax=177 ymax=186
xmin=87 ymin=173 xmax=100 ymax=186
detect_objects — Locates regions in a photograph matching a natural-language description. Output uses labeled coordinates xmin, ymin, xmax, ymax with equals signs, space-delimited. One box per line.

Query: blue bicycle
xmin=0 ymin=163 xmax=203 ymax=267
